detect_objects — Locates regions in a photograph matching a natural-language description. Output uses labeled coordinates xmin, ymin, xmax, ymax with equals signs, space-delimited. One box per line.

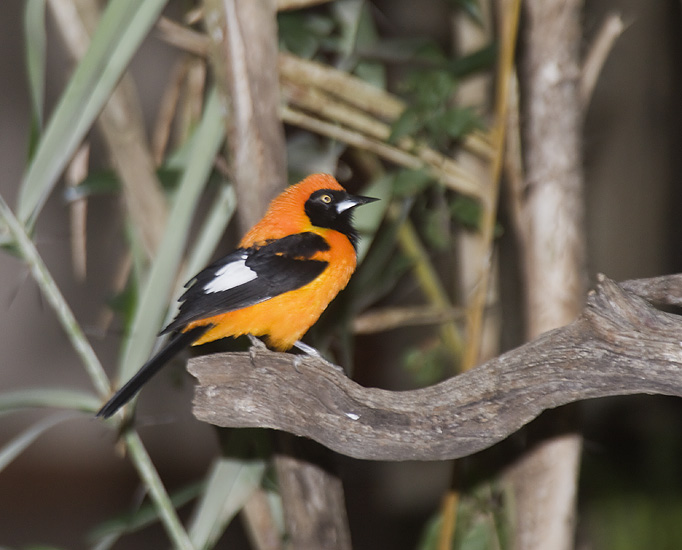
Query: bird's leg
xmin=247 ymin=334 xmax=269 ymax=364
xmin=292 ymin=340 xmax=322 ymax=357
xmin=292 ymin=340 xmax=345 ymax=373
xmin=247 ymin=333 xmax=267 ymax=349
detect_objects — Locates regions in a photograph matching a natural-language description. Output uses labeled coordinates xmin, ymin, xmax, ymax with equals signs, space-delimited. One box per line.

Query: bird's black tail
xmin=96 ymin=325 xmax=211 ymax=419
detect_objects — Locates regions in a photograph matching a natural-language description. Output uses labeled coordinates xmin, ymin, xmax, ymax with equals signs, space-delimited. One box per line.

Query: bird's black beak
xmin=336 ymin=194 xmax=379 ymax=214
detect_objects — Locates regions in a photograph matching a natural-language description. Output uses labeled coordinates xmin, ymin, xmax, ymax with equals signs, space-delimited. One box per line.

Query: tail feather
xmin=96 ymin=325 xmax=211 ymax=419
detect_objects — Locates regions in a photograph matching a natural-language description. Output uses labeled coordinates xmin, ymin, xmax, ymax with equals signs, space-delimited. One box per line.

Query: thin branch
xmin=352 ymin=305 xmax=464 ymax=334
xmin=461 ymin=0 xmax=521 ymax=370
xmin=580 ymin=12 xmax=626 ymax=108
xmin=66 ymin=143 xmax=89 ymax=281
xmin=281 ymin=106 xmax=482 ymax=198
xmin=395 ymin=214 xmax=464 ymax=358
xmin=189 ymin=275 xmax=682 ymax=461
xmin=277 ymin=0 xmax=334 ymax=10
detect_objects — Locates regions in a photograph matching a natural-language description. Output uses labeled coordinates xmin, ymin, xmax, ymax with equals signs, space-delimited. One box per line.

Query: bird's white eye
xmin=320 ymin=194 xmax=332 ymax=204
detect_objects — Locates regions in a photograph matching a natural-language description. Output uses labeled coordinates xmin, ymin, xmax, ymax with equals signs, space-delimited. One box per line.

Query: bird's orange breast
xmin=187 ymin=228 xmax=356 ymax=350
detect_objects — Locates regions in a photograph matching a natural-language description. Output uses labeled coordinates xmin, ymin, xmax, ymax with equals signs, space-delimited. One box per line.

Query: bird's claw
xmin=293 ymin=340 xmax=345 ymax=374
xmin=247 ymin=334 xmax=268 ymax=363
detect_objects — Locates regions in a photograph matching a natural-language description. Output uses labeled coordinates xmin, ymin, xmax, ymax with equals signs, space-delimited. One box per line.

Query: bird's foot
xmin=292 ymin=340 xmax=322 ymax=356
xmin=292 ymin=340 xmax=345 ymax=374
xmin=247 ymin=334 xmax=268 ymax=363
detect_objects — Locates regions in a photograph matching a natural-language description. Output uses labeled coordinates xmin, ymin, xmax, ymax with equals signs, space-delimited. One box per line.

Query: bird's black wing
xmin=162 ymin=232 xmax=330 ymax=333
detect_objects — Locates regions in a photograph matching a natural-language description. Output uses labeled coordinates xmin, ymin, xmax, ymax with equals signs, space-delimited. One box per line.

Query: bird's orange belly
xmin=188 ymin=256 xmax=355 ymax=350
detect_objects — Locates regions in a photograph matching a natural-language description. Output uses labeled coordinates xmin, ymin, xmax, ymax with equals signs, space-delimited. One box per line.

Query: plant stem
xmin=0 ymin=193 xmax=110 ymax=398
xmin=125 ymin=430 xmax=195 ymax=550
xmin=394 ymin=209 xmax=463 ymax=361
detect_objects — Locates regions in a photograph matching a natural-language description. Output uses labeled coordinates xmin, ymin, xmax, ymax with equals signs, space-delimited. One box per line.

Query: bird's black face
xmin=304 ymin=189 xmax=378 ymax=248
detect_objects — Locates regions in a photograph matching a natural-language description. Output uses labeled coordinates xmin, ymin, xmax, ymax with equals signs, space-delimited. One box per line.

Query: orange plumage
xmin=97 ymin=173 xmax=376 ymax=418
xmin=188 ymin=174 xmax=358 ymax=350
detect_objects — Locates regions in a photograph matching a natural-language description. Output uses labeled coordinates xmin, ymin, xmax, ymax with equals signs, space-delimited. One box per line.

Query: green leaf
xmin=412 ymin=41 xmax=450 ymax=66
xmin=18 ymin=0 xmax=169 ymax=229
xmin=88 ymin=481 xmax=204 ymax=543
xmin=181 ymin=182 xmax=236 ymax=282
xmin=403 ymin=342 xmax=449 ymax=386
xmin=460 ymin=520 xmax=495 ymax=550
xmin=0 ymin=388 xmax=100 ymax=413
xmin=403 ymin=69 xmax=457 ymax=110
xmin=447 ymin=43 xmax=496 ymax=78
xmin=392 ymin=168 xmax=434 ymax=197
xmin=415 ymin=513 xmax=442 ymax=550
xmin=162 ymin=181 xmax=236 ymax=328
xmin=350 ymin=2 xmax=385 ymax=87
xmin=63 ymin=170 xmax=120 ymax=202
xmin=440 ymin=107 xmax=483 ymax=140
xmin=352 ymin=174 xmax=391 ymax=263
xmin=24 ymin=0 xmax=46 ymax=144
xmin=117 ymin=88 xmax=225 ymax=385
xmin=24 ymin=0 xmax=46 ymax=120
xmin=0 ymin=193 xmax=110 ymax=397
xmin=422 ymin=208 xmax=450 ymax=250
xmin=156 ymin=166 xmax=184 ymax=191
xmin=388 ymin=107 xmax=424 ymax=144
xmin=450 ymin=195 xmax=483 ymax=230
xmin=107 ymin=276 xmax=138 ymax=332
xmin=333 ymin=0 xmax=364 ymax=63
xmin=278 ymin=12 xmax=323 ymax=59
xmin=0 ymin=413 xmax=78 ymax=473
xmin=188 ymin=458 xmax=267 ymax=549
xmin=444 ymin=0 xmax=485 ymax=27
xmin=416 ymin=483 xmax=510 ymax=550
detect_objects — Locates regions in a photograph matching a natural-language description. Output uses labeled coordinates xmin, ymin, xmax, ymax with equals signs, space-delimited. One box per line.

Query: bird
xmin=97 ymin=173 xmax=378 ymax=419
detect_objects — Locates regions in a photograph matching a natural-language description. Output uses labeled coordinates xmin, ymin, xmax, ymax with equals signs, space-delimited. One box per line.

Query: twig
xmin=154 ymin=19 xmax=493 ymax=196
xmin=282 ymin=106 xmax=482 ymax=198
xmin=277 ymin=0 xmax=334 ymax=10
xmin=461 ymin=0 xmax=521 ymax=371
xmin=353 ymin=305 xmax=463 ymax=334
xmin=395 ymin=214 xmax=464 ymax=359
xmin=66 ymin=143 xmax=89 ymax=281
xmin=581 ymin=12 xmax=626 ymax=108
xmin=152 ymin=58 xmax=190 ymax=165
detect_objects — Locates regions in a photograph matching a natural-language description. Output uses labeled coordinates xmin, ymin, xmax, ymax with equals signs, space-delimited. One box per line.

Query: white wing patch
xmin=203 ymin=254 xmax=257 ymax=294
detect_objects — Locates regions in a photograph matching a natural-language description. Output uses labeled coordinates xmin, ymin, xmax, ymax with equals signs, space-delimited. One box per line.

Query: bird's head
xmin=304 ymin=188 xmax=377 ymax=237
xmin=242 ymin=174 xmax=378 ymax=249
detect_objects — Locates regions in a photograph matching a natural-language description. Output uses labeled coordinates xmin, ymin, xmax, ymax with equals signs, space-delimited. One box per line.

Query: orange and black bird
xmin=97 ymin=173 xmax=377 ymax=418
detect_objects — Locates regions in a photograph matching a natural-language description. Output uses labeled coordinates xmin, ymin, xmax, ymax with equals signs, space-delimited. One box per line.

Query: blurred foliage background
xmin=1 ymin=0 xmax=682 ymax=549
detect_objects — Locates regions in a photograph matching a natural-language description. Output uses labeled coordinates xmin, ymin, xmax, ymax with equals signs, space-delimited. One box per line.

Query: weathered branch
xmin=189 ymin=275 xmax=682 ymax=461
